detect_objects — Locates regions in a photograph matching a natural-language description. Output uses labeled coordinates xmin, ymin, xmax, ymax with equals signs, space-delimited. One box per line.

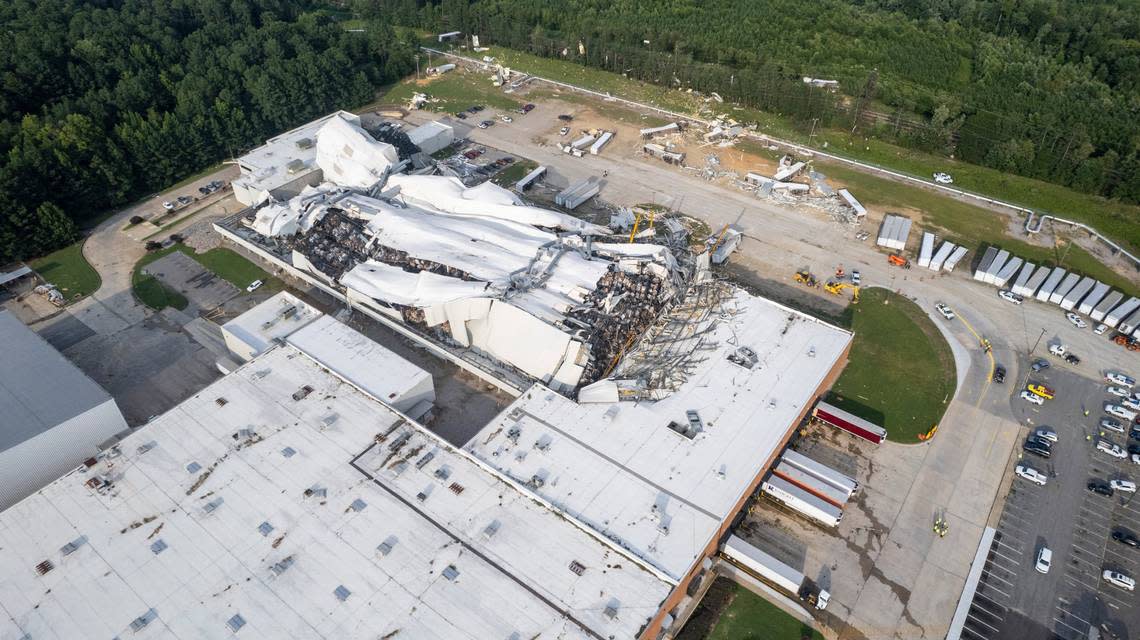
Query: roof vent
xmin=35 ymin=559 xmax=54 ymax=576
xmin=286 ymin=158 xmax=306 ymax=174
xmin=568 ymin=560 xmax=586 ymax=576
xmin=433 ymin=467 xmax=451 ymax=481
xmin=349 ymin=498 xmax=367 ymax=512
xmin=534 ymin=434 xmax=552 ymax=451
xmin=281 ymin=447 xmax=297 ymax=458
xmin=442 ymin=565 xmax=460 ymax=581
xmin=334 ymin=585 xmax=351 ymax=602
xmin=292 ymin=385 xmax=314 ymax=401
xmin=416 ymin=451 xmax=435 ymax=469
xmin=136 ymin=441 xmax=158 ymax=455
xmin=304 ymin=486 xmax=327 ymax=499
xmin=604 ymin=601 xmax=620 ymax=620
xmin=258 ymin=522 xmax=275 ymax=536
xmin=226 ymin=613 xmax=247 ymax=632
xmin=270 ymin=556 xmax=295 ymax=577
xmin=377 ymin=536 xmax=397 ymax=556
xmin=216 ymin=397 xmax=228 ymax=407
xmin=482 ymin=520 xmax=500 ymax=540
xmin=448 ymin=482 xmax=465 ymax=495
xmin=320 ymin=414 xmax=338 ymax=430
xmin=129 ymin=609 xmax=157 ymax=632
xmin=203 ymin=497 xmax=225 ymax=514
xmin=150 ymin=539 xmax=168 ymax=555
xmin=507 ymin=426 xmax=522 ymax=443
xmin=187 ymin=462 xmax=202 ymax=474
xmin=295 ymin=137 xmax=314 ymax=150
xmin=60 ymin=536 xmax=88 ymax=556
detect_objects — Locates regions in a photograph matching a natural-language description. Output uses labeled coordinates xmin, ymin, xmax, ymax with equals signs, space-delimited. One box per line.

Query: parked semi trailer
xmin=781 ymin=449 xmax=858 ymax=499
xmin=762 ymin=475 xmax=843 ymax=527
xmin=813 ymin=401 xmax=887 ymax=444
xmin=722 ymin=535 xmax=831 ymax=610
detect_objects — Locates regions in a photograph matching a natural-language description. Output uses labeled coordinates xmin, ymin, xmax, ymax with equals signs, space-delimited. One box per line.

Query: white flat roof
xmin=0 ymin=346 xmax=671 ymax=640
xmin=464 ymin=287 xmax=852 ymax=580
xmin=222 ymin=291 xmax=323 ymax=357
xmin=233 ymin=111 xmax=358 ymax=195
xmin=285 ymin=315 xmax=432 ymax=408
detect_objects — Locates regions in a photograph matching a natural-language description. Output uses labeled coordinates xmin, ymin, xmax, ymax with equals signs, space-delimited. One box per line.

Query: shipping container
xmin=1079 ymin=282 xmax=1111 ymax=316
xmin=781 ymin=449 xmax=858 ymax=498
xmin=994 ymin=256 xmax=1023 ymax=288
xmin=1009 ymin=262 xmax=1036 ymax=297
xmin=974 ymin=247 xmax=999 ymax=282
xmin=984 ymin=249 xmax=1010 ymax=284
xmin=1106 ymin=298 xmax=1140 ymax=328
xmin=1020 ymin=265 xmax=1050 ymax=298
xmin=918 ymin=232 xmax=935 ymax=268
xmin=1061 ymin=277 xmax=1096 ymax=311
xmin=929 ymin=241 xmax=955 ymax=271
xmin=1036 ymin=268 xmax=1067 ymax=302
xmin=762 ymin=476 xmax=843 ymax=527
xmin=1092 ymin=291 xmax=1124 ymax=322
xmin=943 ymin=246 xmax=969 ymax=272
xmin=813 ymin=401 xmax=886 ymax=444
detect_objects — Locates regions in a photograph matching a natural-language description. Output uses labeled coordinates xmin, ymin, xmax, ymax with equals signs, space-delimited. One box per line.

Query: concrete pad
xmin=903 ymin=561 xmax=965 ymax=638
xmin=33 ymin=311 xmax=95 ymax=351
xmin=68 ymin=295 xmax=135 ymax=335
xmin=872 ymin=542 xmax=928 ymax=590
xmin=926 ymin=515 xmax=983 ymax=579
xmin=848 ymin=575 xmax=907 ymax=639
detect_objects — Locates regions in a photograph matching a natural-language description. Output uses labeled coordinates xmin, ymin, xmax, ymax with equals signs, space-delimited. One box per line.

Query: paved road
xmin=67 ymin=166 xmax=240 ymax=336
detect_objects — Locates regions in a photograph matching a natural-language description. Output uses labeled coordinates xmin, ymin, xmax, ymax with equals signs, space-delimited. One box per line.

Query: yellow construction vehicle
xmin=824 ymin=280 xmax=860 ymax=303
xmin=794 ymin=270 xmax=820 ymax=288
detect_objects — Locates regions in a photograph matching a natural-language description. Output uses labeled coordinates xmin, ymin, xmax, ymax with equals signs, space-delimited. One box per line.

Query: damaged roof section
xmin=242 ymin=181 xmax=683 ymax=393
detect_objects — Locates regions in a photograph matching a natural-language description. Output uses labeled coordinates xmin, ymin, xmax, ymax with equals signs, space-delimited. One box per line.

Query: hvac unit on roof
xmin=295 ymin=137 xmax=314 ymax=150
xmin=286 ymin=159 xmax=307 ymax=174
xmin=568 ymin=560 xmax=586 ymax=576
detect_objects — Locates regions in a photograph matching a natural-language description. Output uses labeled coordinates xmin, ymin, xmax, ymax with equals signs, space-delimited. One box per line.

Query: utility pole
xmin=808 ymin=118 xmax=819 ymax=147
xmin=851 ymin=68 xmax=878 ymax=133
xmin=1030 ymin=327 xmax=1047 ymax=355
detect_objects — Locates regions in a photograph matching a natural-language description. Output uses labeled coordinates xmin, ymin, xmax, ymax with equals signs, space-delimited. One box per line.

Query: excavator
xmin=824 ymin=280 xmax=860 ymax=303
xmin=887 ymin=254 xmax=911 ymax=269
xmin=794 ymin=270 xmax=820 ymax=288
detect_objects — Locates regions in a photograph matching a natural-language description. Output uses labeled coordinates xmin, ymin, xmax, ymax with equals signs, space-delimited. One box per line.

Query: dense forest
xmin=362 ymin=0 xmax=1140 ymax=205
xmin=0 ymin=0 xmax=415 ymax=264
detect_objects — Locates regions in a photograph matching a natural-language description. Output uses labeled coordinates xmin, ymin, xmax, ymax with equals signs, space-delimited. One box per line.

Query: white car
xmin=1034 ymin=428 xmax=1058 ymax=443
xmin=1107 ymin=372 xmax=1136 ymax=387
xmin=1020 ymin=391 xmax=1044 ymax=406
xmin=1016 ymin=465 xmax=1048 ymax=486
xmin=1133 ymin=453 xmax=1140 ymax=466
xmin=933 ymin=172 xmax=954 ymax=184
xmin=1108 ymin=386 xmax=1131 ymax=398
xmin=1066 ymin=312 xmax=1088 ymax=329
xmin=1095 ymin=323 xmax=1109 ymax=335
xmin=162 ymin=201 xmax=175 ymax=210
xmin=1035 ymin=547 xmax=1052 ymax=574
xmin=1049 ymin=344 xmax=1067 ymax=356
xmin=998 ymin=290 xmax=1023 ymax=305
xmin=935 ymin=303 xmax=955 ymax=320
xmin=1111 ymin=479 xmax=1137 ymax=493
xmin=1101 ymin=417 xmax=1125 ymax=433
xmin=245 ymin=279 xmax=263 ymax=293
xmin=501 ymin=115 xmax=513 ymax=123
xmin=851 ymin=270 xmax=861 ymax=286
xmin=559 ymin=126 xmax=570 ymax=136
xmin=1106 ymin=404 xmax=1138 ymax=420
xmin=1103 ymin=570 xmax=1136 ymax=592
xmin=1098 ymin=440 xmax=1127 ymax=459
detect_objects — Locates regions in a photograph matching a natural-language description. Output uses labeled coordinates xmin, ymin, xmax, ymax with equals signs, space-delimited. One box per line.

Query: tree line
xmin=0 ymin=0 xmax=416 ymax=264
xmin=361 ymin=0 xmax=1140 ymax=205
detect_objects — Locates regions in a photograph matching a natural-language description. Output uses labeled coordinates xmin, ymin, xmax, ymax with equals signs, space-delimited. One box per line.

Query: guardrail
xmin=422 ymin=46 xmax=1140 ymax=272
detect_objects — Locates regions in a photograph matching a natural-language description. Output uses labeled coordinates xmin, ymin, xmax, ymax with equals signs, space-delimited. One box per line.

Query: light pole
xmin=1029 ymin=327 xmax=1047 ymax=356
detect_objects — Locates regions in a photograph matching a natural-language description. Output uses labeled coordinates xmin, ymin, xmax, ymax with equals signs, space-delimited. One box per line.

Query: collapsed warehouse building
xmin=220 ymin=112 xmax=692 ymax=393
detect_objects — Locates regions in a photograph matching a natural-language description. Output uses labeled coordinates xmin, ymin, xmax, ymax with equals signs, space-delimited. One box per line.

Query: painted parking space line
xmin=988 ymin=547 xmax=1022 ymax=566
xmin=966 ymin=613 xmax=1000 ymax=633
xmin=1053 ymin=616 xmax=1086 ymax=635
xmin=980 ymin=569 xmax=1015 ymax=587
xmin=976 ymin=580 xmax=1012 ymax=600
xmin=992 ymin=539 xmax=1023 ymax=555
xmin=960 ymin=627 xmax=988 ymax=640
xmin=1097 ymin=589 xmax=1132 ymax=609
xmin=971 ymin=591 xmax=1009 ymax=610
xmin=1064 ymin=574 xmax=1098 ymax=591
xmin=1054 ymin=604 xmax=1093 ymax=627
xmin=1102 ymin=546 xmax=1135 ymax=564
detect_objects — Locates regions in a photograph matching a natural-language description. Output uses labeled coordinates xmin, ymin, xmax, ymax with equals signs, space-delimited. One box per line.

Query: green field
xmin=376 ymin=69 xmax=521 ymax=112
xmin=828 ymin=288 xmax=956 ymax=443
xmin=29 ymin=241 xmax=102 ymax=301
xmin=434 ymin=43 xmax=1140 ymax=253
xmin=677 ymin=579 xmax=823 ymax=640
xmin=131 ymin=243 xmax=277 ymax=310
xmin=491 ymin=159 xmax=539 ymax=187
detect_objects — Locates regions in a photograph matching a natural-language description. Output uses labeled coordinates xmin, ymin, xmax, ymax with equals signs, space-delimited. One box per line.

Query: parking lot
xmin=961 ymin=365 xmax=1140 ymax=640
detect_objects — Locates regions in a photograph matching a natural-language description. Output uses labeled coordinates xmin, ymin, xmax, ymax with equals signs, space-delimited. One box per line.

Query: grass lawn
xmin=376 ymin=70 xmax=520 ymax=112
xmin=828 ymin=288 xmax=956 ymax=443
xmin=29 ymin=241 xmax=102 ymax=302
xmin=678 ymin=578 xmax=822 ymax=640
xmin=491 ymin=159 xmax=539 ymax=187
xmin=132 ymin=245 xmax=188 ymax=311
xmin=434 ymin=43 xmax=1140 ymax=253
xmin=131 ymin=243 xmax=279 ymax=310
